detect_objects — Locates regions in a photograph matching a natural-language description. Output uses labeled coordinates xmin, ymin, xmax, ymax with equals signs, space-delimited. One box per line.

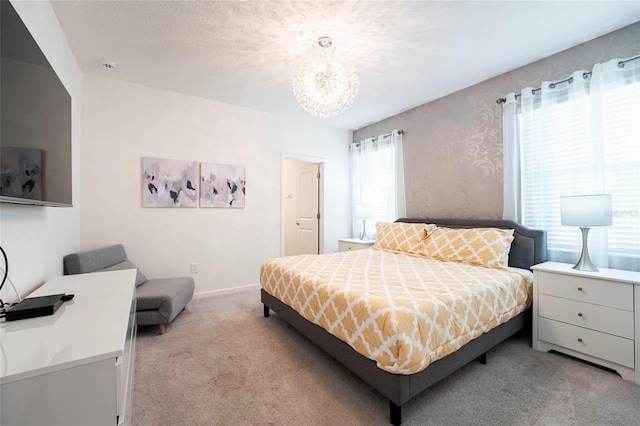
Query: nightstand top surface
xmin=532 ymin=261 xmax=640 ymax=284
xmin=338 ymin=238 xmax=375 ymax=243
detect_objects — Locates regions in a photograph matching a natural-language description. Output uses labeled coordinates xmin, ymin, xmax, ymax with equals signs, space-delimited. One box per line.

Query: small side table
xmin=531 ymin=261 xmax=640 ymax=384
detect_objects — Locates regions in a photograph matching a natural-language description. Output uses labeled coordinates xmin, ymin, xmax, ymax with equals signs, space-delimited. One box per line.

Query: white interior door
xmin=296 ymin=163 xmax=319 ymax=255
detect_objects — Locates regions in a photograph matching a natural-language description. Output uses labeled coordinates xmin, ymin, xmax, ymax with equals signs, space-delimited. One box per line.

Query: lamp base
xmin=360 ymin=219 xmax=366 ymax=240
xmin=573 ymin=227 xmax=599 ymax=272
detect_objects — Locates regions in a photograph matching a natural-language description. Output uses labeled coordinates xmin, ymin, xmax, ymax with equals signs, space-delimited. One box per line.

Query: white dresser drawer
xmin=339 ymin=241 xmax=357 ymax=251
xmin=338 ymin=239 xmax=374 ymax=252
xmin=537 ymin=271 xmax=633 ymax=311
xmin=538 ymin=317 xmax=634 ymax=368
xmin=538 ymin=294 xmax=634 ymax=339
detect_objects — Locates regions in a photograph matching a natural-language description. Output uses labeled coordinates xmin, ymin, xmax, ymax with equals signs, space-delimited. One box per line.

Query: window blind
xmin=366 ymin=143 xmax=396 ymax=223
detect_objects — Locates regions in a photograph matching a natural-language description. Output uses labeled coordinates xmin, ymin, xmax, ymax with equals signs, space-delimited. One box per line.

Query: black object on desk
xmin=4 ymin=294 xmax=72 ymax=321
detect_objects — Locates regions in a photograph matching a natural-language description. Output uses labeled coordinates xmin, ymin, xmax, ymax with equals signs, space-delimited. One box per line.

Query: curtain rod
xmin=375 ymin=129 xmax=403 ymax=139
xmin=351 ymin=129 xmax=403 ymax=147
xmin=495 ymin=55 xmax=640 ymax=104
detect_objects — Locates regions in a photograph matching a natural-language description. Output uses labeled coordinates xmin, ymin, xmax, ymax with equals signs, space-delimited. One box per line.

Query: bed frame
xmin=261 ymin=218 xmax=547 ymax=425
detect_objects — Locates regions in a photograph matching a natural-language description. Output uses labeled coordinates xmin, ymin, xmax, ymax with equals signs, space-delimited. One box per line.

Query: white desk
xmin=1 ymin=269 xmax=137 ymax=425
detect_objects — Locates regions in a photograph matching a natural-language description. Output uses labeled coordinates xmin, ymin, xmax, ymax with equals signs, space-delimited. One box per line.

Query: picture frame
xmin=141 ymin=157 xmax=198 ymax=208
xmin=199 ymin=163 xmax=246 ymax=208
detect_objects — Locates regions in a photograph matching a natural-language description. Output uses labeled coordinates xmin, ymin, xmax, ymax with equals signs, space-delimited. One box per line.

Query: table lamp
xmin=355 ymin=204 xmax=373 ymax=240
xmin=560 ymin=194 xmax=612 ymax=272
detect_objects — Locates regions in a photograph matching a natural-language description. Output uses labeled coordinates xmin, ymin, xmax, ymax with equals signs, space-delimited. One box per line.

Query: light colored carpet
xmin=133 ymin=288 xmax=640 ymax=425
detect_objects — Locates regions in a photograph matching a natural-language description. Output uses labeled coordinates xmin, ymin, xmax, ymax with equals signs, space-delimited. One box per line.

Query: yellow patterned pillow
xmin=418 ymin=227 xmax=515 ymax=269
xmin=373 ymin=222 xmax=436 ymax=255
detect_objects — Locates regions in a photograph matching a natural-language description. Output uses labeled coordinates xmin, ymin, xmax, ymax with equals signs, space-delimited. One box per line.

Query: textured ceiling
xmin=50 ymin=1 xmax=640 ymax=130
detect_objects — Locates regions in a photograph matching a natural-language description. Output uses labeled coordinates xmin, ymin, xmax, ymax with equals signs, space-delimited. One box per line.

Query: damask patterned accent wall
xmin=353 ymin=22 xmax=640 ymax=220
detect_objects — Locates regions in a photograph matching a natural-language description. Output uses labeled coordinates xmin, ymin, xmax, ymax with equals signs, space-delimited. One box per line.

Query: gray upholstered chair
xmin=63 ymin=244 xmax=194 ymax=334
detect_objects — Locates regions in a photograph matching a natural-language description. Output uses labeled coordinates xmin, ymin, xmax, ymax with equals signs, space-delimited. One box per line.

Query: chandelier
xmin=292 ymin=36 xmax=360 ymax=118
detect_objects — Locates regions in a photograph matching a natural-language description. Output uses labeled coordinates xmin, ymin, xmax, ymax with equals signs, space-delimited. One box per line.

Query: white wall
xmin=81 ymin=75 xmax=350 ymax=295
xmin=0 ymin=1 xmax=82 ymax=301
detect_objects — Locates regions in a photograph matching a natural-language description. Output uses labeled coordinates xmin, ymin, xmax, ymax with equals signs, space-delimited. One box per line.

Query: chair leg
xmin=158 ymin=323 xmax=166 ymax=335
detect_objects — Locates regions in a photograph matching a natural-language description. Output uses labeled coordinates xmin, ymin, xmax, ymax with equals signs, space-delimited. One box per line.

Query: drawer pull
xmin=577 ymin=338 xmax=583 ymax=343
xmin=577 ymin=287 xmax=583 ymax=291
xmin=577 ymin=312 xmax=583 ymax=317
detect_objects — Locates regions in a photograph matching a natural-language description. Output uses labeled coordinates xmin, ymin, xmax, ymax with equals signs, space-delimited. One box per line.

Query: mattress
xmin=260 ymin=248 xmax=533 ymax=375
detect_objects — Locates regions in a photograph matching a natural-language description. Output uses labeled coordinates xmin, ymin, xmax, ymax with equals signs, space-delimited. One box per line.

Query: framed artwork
xmin=141 ymin=157 xmax=198 ymax=207
xmin=200 ymin=163 xmax=246 ymax=208
xmin=0 ymin=147 xmax=43 ymax=200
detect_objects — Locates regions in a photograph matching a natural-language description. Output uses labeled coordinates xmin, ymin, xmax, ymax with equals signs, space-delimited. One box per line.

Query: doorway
xmin=282 ymin=155 xmax=324 ymax=256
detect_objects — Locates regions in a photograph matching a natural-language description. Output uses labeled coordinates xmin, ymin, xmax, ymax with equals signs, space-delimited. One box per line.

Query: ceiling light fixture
xmin=292 ymin=36 xmax=360 ymax=118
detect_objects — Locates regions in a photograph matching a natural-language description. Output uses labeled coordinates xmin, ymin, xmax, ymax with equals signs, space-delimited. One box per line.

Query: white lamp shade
xmin=355 ymin=204 xmax=374 ymax=219
xmin=560 ymin=194 xmax=612 ymax=226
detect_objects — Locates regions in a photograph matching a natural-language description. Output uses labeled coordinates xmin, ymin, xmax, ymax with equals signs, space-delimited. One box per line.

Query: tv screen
xmin=0 ymin=0 xmax=72 ymax=207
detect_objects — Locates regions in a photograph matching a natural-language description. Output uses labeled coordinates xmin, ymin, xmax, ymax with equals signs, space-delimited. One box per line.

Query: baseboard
xmin=194 ymin=283 xmax=261 ymax=299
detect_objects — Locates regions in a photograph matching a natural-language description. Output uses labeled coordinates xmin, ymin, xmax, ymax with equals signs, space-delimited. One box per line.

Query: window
xmin=350 ymin=130 xmax=405 ymax=238
xmin=504 ymin=57 xmax=640 ymax=271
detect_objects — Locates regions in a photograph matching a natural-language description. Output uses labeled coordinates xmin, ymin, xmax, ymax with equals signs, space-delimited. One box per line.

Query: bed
xmin=260 ymin=218 xmax=547 ymax=425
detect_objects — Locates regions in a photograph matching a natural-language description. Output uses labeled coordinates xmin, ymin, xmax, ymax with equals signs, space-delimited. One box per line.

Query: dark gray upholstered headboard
xmin=395 ymin=218 xmax=547 ymax=270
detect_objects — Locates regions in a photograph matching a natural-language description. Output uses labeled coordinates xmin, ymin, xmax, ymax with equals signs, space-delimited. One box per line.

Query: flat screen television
xmin=0 ymin=0 xmax=72 ymax=207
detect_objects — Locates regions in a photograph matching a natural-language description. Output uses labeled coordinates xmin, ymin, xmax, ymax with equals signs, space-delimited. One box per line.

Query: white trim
xmin=635 ymin=283 xmax=640 ymax=384
xmin=193 ymin=283 xmax=261 ymax=299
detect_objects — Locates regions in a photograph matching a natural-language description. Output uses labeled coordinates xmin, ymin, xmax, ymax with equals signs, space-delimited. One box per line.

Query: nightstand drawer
xmin=537 ymin=271 xmax=633 ymax=311
xmin=538 ymin=317 xmax=635 ymax=368
xmin=538 ymin=294 xmax=634 ymax=339
xmin=338 ymin=240 xmax=374 ymax=252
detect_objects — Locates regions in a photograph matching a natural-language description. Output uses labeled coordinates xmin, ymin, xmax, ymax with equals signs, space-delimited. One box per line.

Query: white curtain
xmin=503 ymin=56 xmax=640 ymax=271
xmin=502 ymin=92 xmax=521 ymax=222
xmin=350 ymin=130 xmax=406 ymax=239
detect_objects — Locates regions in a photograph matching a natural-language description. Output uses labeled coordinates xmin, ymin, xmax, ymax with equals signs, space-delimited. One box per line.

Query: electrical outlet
xmin=190 ymin=263 xmax=199 ymax=274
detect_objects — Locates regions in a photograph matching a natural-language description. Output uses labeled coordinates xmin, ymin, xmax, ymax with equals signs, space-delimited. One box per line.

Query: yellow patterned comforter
xmin=260 ymin=248 xmax=533 ymax=375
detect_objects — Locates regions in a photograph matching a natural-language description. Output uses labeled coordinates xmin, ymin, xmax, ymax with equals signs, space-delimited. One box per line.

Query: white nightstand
xmin=531 ymin=261 xmax=640 ymax=384
xmin=338 ymin=238 xmax=374 ymax=252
